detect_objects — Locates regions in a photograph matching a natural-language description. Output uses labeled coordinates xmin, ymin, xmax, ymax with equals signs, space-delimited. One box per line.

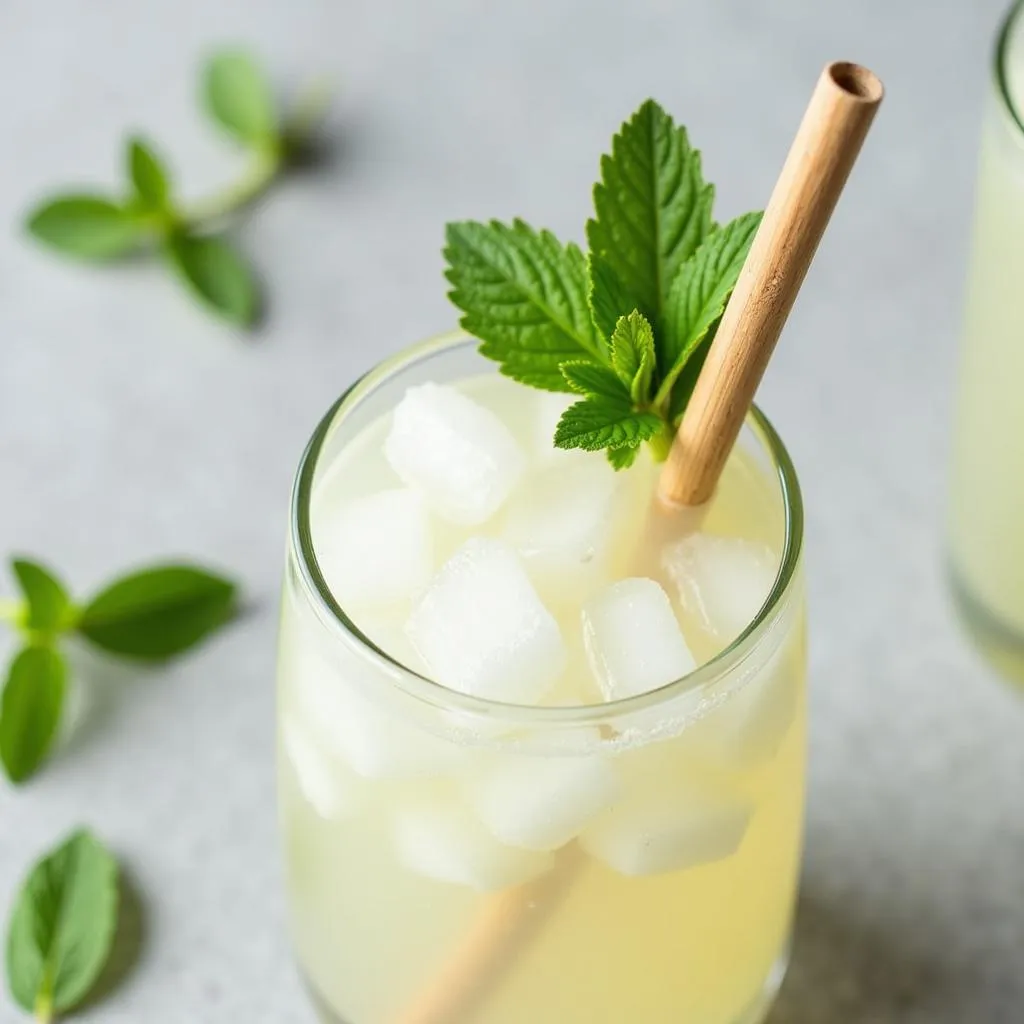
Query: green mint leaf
xmin=586 ymin=99 xmax=713 ymax=352
xmin=203 ymin=50 xmax=277 ymax=148
xmin=445 ymin=219 xmax=606 ymax=392
xmin=669 ymin=337 xmax=711 ymax=426
xmin=554 ymin=396 xmax=662 ymax=454
xmin=166 ymin=232 xmax=260 ymax=327
xmin=659 ymin=211 xmax=762 ymax=403
xmin=127 ymin=137 xmax=171 ymax=209
xmin=77 ymin=564 xmax=237 ymax=661
xmin=561 ymin=361 xmax=630 ymax=402
xmin=606 ymin=444 xmax=639 ymax=470
xmin=11 ymin=559 xmax=72 ymax=635
xmin=0 ymin=645 xmax=66 ymax=784
xmin=26 ymin=196 xmax=141 ymax=261
xmin=587 ymin=254 xmax=635 ymax=342
xmin=6 ymin=830 xmax=119 ymax=1019
xmin=609 ymin=310 xmax=656 ymax=404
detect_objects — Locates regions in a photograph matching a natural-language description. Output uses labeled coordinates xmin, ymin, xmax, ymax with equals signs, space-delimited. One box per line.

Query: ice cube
xmin=281 ymin=716 xmax=365 ymax=820
xmin=466 ymin=753 xmax=620 ymax=851
xmin=580 ymin=784 xmax=753 ymax=876
xmin=315 ymin=488 xmax=433 ymax=609
xmin=394 ymin=796 xmax=555 ymax=890
xmin=289 ymin=642 xmax=464 ymax=779
xmin=582 ymin=578 xmax=696 ymax=701
xmin=384 ymin=383 xmax=527 ymax=525
xmin=662 ymin=534 xmax=778 ymax=644
xmin=405 ymin=538 xmax=566 ymax=704
xmin=502 ymin=458 xmax=619 ymax=607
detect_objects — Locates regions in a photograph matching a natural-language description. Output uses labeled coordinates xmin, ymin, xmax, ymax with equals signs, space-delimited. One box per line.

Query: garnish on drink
xmin=277 ymin=63 xmax=881 ymax=1024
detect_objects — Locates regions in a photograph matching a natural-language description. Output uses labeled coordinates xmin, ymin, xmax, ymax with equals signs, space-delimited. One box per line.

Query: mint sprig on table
xmin=444 ymin=99 xmax=762 ymax=468
xmin=25 ymin=50 xmax=329 ymax=328
xmin=6 ymin=830 xmax=120 ymax=1024
xmin=0 ymin=558 xmax=236 ymax=784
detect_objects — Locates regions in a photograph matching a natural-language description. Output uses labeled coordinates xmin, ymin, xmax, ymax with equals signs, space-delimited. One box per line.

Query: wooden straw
xmin=392 ymin=847 xmax=583 ymax=1024
xmin=658 ymin=61 xmax=884 ymax=509
xmin=393 ymin=61 xmax=883 ymax=1024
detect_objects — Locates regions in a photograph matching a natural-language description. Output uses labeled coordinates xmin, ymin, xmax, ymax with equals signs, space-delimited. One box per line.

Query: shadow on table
xmin=767 ymin=886 xmax=963 ymax=1024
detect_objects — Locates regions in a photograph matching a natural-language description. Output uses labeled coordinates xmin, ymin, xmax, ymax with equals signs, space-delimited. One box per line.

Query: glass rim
xmin=288 ymin=330 xmax=805 ymax=727
xmin=996 ymin=0 xmax=1024 ymax=136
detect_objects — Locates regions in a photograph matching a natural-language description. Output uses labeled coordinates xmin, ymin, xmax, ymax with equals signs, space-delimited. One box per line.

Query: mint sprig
xmin=25 ymin=49 xmax=329 ymax=328
xmin=6 ymin=830 xmax=120 ymax=1023
xmin=444 ymin=99 xmax=762 ymax=468
xmin=0 ymin=559 xmax=237 ymax=784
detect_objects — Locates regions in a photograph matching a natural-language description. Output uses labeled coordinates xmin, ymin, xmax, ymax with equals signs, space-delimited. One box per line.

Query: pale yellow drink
xmin=949 ymin=0 xmax=1024 ymax=681
xmin=278 ymin=335 xmax=806 ymax=1024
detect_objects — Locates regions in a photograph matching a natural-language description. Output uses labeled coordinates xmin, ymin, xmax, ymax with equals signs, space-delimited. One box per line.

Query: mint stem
xmin=179 ymin=148 xmax=282 ymax=227
xmin=647 ymin=421 xmax=675 ymax=462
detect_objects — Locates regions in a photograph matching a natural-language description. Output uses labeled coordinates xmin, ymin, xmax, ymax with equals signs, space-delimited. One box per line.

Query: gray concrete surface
xmin=1 ymin=0 xmax=1022 ymax=1021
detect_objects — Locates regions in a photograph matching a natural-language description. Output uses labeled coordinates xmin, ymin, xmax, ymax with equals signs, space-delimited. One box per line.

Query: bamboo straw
xmin=658 ymin=61 xmax=883 ymax=508
xmin=393 ymin=61 xmax=883 ymax=1024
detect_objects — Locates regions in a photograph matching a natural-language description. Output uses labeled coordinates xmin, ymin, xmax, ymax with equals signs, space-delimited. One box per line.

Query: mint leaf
xmin=77 ymin=565 xmax=236 ymax=661
xmin=587 ymin=99 xmax=713 ymax=353
xmin=6 ymin=830 xmax=119 ymax=1020
xmin=203 ymin=50 xmax=276 ymax=148
xmin=587 ymin=254 xmax=635 ymax=342
xmin=166 ymin=232 xmax=260 ymax=326
xmin=658 ymin=211 xmax=761 ymax=402
xmin=445 ymin=219 xmax=605 ymax=392
xmin=0 ymin=645 xmax=66 ymax=784
xmin=127 ymin=137 xmax=171 ymax=209
xmin=561 ymin=361 xmax=630 ymax=402
xmin=26 ymin=196 xmax=141 ymax=260
xmin=554 ymin=396 xmax=662 ymax=453
xmin=11 ymin=559 xmax=72 ymax=635
xmin=607 ymin=444 xmax=639 ymax=470
xmin=609 ymin=310 xmax=656 ymax=405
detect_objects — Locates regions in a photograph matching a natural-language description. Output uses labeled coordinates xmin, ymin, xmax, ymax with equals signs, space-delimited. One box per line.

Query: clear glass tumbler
xmin=277 ymin=334 xmax=807 ymax=1024
xmin=948 ymin=0 xmax=1024 ymax=684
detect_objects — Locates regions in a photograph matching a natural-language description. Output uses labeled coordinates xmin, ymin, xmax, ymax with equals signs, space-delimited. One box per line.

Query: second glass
xmin=278 ymin=334 xmax=807 ymax=1023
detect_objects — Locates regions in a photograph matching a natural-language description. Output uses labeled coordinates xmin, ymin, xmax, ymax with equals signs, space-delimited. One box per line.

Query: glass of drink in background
xmin=278 ymin=333 xmax=806 ymax=1024
xmin=949 ymin=0 xmax=1024 ymax=684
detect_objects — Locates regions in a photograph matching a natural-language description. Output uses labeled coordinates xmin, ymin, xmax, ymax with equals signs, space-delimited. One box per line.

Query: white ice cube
xmin=289 ymin=643 xmax=464 ymax=779
xmin=384 ymin=383 xmax=527 ymax=525
xmin=467 ymin=754 xmax=620 ymax=851
xmin=405 ymin=538 xmax=566 ymax=704
xmin=315 ymin=488 xmax=433 ymax=609
xmin=281 ymin=716 xmax=365 ymax=820
xmin=662 ymin=534 xmax=778 ymax=644
xmin=394 ymin=796 xmax=555 ymax=891
xmin=582 ymin=578 xmax=696 ymax=701
xmin=502 ymin=458 xmax=619 ymax=607
xmin=581 ymin=784 xmax=752 ymax=876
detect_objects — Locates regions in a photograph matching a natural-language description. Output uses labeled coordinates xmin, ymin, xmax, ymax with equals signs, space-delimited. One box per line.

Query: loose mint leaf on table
xmin=445 ymin=220 xmax=605 ymax=392
xmin=445 ymin=98 xmax=763 ymax=467
xmin=202 ymin=50 xmax=277 ymax=149
xmin=166 ymin=232 xmax=259 ymax=327
xmin=11 ymin=560 xmax=72 ymax=635
xmin=0 ymin=558 xmax=237 ymax=783
xmin=24 ymin=48 xmax=327 ymax=329
xmin=77 ymin=564 xmax=237 ymax=661
xmin=6 ymin=830 xmax=119 ymax=1022
xmin=127 ymin=137 xmax=171 ymax=210
xmin=0 ymin=646 xmax=66 ymax=785
xmin=26 ymin=197 xmax=141 ymax=261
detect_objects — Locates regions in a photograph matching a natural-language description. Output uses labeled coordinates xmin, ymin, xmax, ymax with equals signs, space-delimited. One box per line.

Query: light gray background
xmin=1 ymin=1 xmax=1022 ymax=1021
